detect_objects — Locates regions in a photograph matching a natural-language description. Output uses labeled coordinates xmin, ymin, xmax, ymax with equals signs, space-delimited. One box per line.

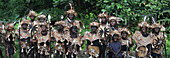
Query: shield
xmin=88 ymin=45 xmax=99 ymax=57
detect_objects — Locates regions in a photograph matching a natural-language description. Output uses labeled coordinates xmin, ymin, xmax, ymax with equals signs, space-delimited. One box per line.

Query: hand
xmin=78 ymin=51 xmax=80 ymax=54
xmin=86 ymin=50 xmax=89 ymax=54
xmin=115 ymin=55 xmax=119 ymax=58
xmin=30 ymin=39 xmax=33 ymax=41
xmin=31 ymin=39 xmax=36 ymax=42
xmin=48 ymin=48 xmax=50 ymax=51
xmin=104 ymin=38 xmax=106 ymax=41
xmin=64 ymin=50 xmax=66 ymax=54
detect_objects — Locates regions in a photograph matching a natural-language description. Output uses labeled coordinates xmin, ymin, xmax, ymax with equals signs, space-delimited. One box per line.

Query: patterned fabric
xmin=132 ymin=31 xmax=153 ymax=57
xmin=152 ymin=32 xmax=166 ymax=54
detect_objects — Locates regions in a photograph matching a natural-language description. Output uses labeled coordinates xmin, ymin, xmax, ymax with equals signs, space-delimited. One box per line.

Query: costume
xmin=108 ymin=30 xmax=122 ymax=58
xmin=150 ymin=18 xmax=166 ymax=58
xmin=5 ymin=22 xmax=17 ymax=58
xmin=15 ymin=19 xmax=32 ymax=57
xmin=64 ymin=26 xmax=84 ymax=58
xmin=108 ymin=16 xmax=120 ymax=42
xmin=64 ymin=3 xmax=85 ymax=33
xmin=27 ymin=10 xmax=39 ymax=58
xmin=35 ymin=22 xmax=51 ymax=58
xmin=52 ymin=21 xmax=66 ymax=58
xmin=118 ymin=27 xmax=133 ymax=58
xmin=27 ymin=10 xmax=37 ymax=22
xmin=98 ymin=12 xmax=109 ymax=58
xmin=0 ymin=21 xmax=5 ymax=58
xmin=132 ymin=19 xmax=153 ymax=57
xmin=84 ymin=22 xmax=100 ymax=58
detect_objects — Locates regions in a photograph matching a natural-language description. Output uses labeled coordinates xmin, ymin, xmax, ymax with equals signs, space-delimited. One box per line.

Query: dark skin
xmin=111 ymin=34 xmax=121 ymax=57
xmin=86 ymin=26 xmax=98 ymax=53
xmin=56 ymin=24 xmax=64 ymax=33
xmin=121 ymin=31 xmax=128 ymax=40
xmin=68 ymin=14 xmax=74 ymax=20
xmin=153 ymin=27 xmax=160 ymax=35
xmin=21 ymin=23 xmax=28 ymax=31
xmin=70 ymin=26 xmax=78 ymax=38
xmin=42 ymin=25 xmax=51 ymax=47
xmin=69 ymin=26 xmax=82 ymax=55
xmin=21 ymin=23 xmax=30 ymax=42
xmin=41 ymin=25 xmax=47 ymax=35
xmin=152 ymin=28 xmax=163 ymax=58
xmin=39 ymin=18 xmax=45 ymax=23
xmin=51 ymin=24 xmax=64 ymax=42
xmin=141 ymin=27 xmax=153 ymax=56
xmin=91 ymin=26 xmax=98 ymax=34
xmin=31 ymin=25 xmax=48 ymax=42
xmin=110 ymin=19 xmax=117 ymax=27
xmin=29 ymin=15 xmax=36 ymax=22
xmin=121 ymin=31 xmax=134 ymax=48
xmin=141 ymin=27 xmax=148 ymax=37
xmin=100 ymin=17 xmax=107 ymax=24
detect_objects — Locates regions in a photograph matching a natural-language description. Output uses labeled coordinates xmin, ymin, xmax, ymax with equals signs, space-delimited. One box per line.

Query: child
xmin=109 ymin=30 xmax=121 ymax=58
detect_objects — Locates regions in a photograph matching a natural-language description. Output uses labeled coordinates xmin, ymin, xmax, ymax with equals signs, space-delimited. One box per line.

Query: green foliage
xmin=0 ymin=0 xmax=53 ymax=21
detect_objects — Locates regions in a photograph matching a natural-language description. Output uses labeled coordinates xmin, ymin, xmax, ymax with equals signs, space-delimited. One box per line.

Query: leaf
xmin=104 ymin=0 xmax=109 ymax=3
xmin=157 ymin=18 xmax=170 ymax=22
xmin=38 ymin=11 xmax=43 ymax=15
xmin=124 ymin=0 xmax=127 ymax=2
xmin=127 ymin=8 xmax=131 ymax=11
xmin=101 ymin=9 xmax=106 ymax=12
xmin=116 ymin=3 xmax=122 ymax=9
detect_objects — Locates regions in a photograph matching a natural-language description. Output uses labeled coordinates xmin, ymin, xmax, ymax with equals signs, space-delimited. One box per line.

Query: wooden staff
xmin=126 ymin=40 xmax=129 ymax=58
xmin=19 ymin=27 xmax=21 ymax=58
xmin=48 ymin=14 xmax=52 ymax=58
xmin=3 ymin=33 xmax=7 ymax=58
xmin=163 ymin=31 xmax=167 ymax=58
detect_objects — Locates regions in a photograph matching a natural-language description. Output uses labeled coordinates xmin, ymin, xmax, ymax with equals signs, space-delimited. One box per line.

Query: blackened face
xmin=113 ymin=34 xmax=119 ymax=41
xmin=30 ymin=15 xmax=36 ymax=20
xmin=68 ymin=14 xmax=74 ymax=20
xmin=71 ymin=26 xmax=78 ymax=33
xmin=154 ymin=28 xmax=160 ymax=33
xmin=22 ymin=23 xmax=28 ymax=30
xmin=101 ymin=17 xmax=107 ymax=23
xmin=91 ymin=26 xmax=98 ymax=32
xmin=56 ymin=24 xmax=63 ymax=31
xmin=141 ymin=27 xmax=147 ymax=33
xmin=41 ymin=25 xmax=47 ymax=31
xmin=39 ymin=18 xmax=45 ymax=22
xmin=121 ymin=31 xmax=127 ymax=39
xmin=110 ymin=20 xmax=116 ymax=26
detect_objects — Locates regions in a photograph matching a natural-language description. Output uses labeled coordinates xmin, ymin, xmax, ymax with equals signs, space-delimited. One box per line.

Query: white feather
xmin=144 ymin=16 xmax=147 ymax=22
xmin=152 ymin=17 xmax=156 ymax=24
xmin=48 ymin=15 xmax=51 ymax=23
